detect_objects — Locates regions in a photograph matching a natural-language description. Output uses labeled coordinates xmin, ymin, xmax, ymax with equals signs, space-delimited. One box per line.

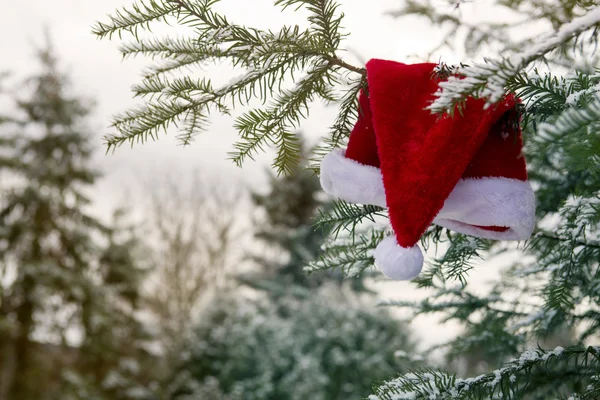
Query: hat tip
xmin=374 ymin=236 xmax=424 ymax=280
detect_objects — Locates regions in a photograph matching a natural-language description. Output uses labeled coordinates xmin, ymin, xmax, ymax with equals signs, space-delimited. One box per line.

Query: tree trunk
xmin=7 ymin=276 xmax=35 ymax=400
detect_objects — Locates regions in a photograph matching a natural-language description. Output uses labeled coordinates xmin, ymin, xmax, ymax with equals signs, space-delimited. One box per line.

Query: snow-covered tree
xmin=246 ymin=137 xmax=369 ymax=292
xmin=249 ymin=138 xmax=326 ymax=287
xmin=163 ymin=286 xmax=413 ymax=400
xmin=370 ymin=2 xmax=600 ymax=399
xmin=157 ymin=135 xmax=411 ymax=398
xmin=95 ymin=1 xmax=600 ymax=398
xmin=0 ymin=43 xmax=158 ymax=399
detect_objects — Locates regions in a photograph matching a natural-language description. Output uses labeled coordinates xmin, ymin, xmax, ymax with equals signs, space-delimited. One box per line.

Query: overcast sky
xmin=2 ymin=0 xmax=461 ymax=193
xmin=3 ymin=0 xmax=513 ymax=348
xmin=1 ymin=0 xmax=475 ymax=233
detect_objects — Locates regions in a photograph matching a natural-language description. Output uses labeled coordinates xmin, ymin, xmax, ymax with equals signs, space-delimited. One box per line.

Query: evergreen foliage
xmin=369 ymin=2 xmax=600 ymax=399
xmin=163 ymin=287 xmax=413 ymax=400
xmin=93 ymin=0 xmax=366 ymax=175
xmin=248 ymin=143 xmax=329 ymax=288
xmin=0 ymin=44 xmax=157 ymax=399
xmin=246 ymin=138 xmax=351 ymax=290
xmin=371 ymin=346 xmax=600 ymax=400
xmin=95 ymin=0 xmax=600 ymax=399
xmin=161 ymin=135 xmax=410 ymax=398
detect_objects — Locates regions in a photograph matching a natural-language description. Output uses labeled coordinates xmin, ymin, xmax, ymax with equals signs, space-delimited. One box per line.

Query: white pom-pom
xmin=374 ymin=236 xmax=423 ymax=280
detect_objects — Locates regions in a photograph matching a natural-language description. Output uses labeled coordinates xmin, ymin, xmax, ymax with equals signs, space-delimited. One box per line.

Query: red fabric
xmin=462 ymin=97 xmax=527 ymax=233
xmin=473 ymin=224 xmax=510 ymax=232
xmin=463 ymin=99 xmax=527 ymax=180
xmin=344 ymin=86 xmax=528 ymax=182
xmin=363 ymin=59 xmax=521 ymax=248
xmin=345 ymin=90 xmax=380 ymax=168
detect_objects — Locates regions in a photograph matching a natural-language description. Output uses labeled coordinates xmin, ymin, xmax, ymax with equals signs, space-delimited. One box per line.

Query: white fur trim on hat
xmin=320 ymin=148 xmax=387 ymax=207
xmin=320 ymin=149 xmax=536 ymax=241
xmin=374 ymin=236 xmax=423 ymax=280
xmin=433 ymin=177 xmax=536 ymax=240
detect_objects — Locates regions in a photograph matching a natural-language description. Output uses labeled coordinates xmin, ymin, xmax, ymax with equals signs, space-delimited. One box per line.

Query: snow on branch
xmin=370 ymin=346 xmax=600 ymax=400
xmin=537 ymin=95 xmax=600 ymax=140
xmin=428 ymin=8 xmax=600 ymax=114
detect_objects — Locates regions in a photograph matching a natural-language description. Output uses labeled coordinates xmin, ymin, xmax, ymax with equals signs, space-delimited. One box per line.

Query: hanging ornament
xmin=319 ymin=59 xmax=535 ymax=280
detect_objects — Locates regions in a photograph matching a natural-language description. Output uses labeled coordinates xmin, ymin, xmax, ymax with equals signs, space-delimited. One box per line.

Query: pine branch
xmin=371 ymin=346 xmax=600 ymax=400
xmin=310 ymin=77 xmax=364 ymax=172
xmin=118 ymin=36 xmax=201 ymax=59
xmin=387 ymin=1 xmax=523 ymax=55
xmin=96 ymin=0 xmax=366 ymax=173
xmin=306 ymin=229 xmax=384 ymax=277
xmin=379 ymin=287 xmax=516 ymax=321
xmin=230 ymin=62 xmax=332 ymax=174
xmin=275 ymin=0 xmax=342 ymax=51
xmin=537 ymin=95 xmax=600 ymax=139
xmin=534 ymin=231 xmax=600 ymax=250
xmin=106 ymin=53 xmax=310 ymax=149
xmin=313 ymin=200 xmax=385 ymax=238
xmin=326 ymin=56 xmax=365 ymax=75
xmin=179 ymin=107 xmax=208 ymax=146
xmin=92 ymin=0 xmax=179 ymax=39
xmin=428 ymin=8 xmax=600 ymax=113
xmin=510 ymin=71 xmax=568 ymax=123
xmin=118 ymin=36 xmax=230 ymax=80
xmin=105 ymin=99 xmax=195 ymax=150
xmin=433 ymin=234 xmax=489 ymax=285
xmin=511 ymin=69 xmax=600 ymax=118
xmin=141 ymin=55 xmax=215 ymax=80
xmin=522 ymin=194 xmax=600 ymax=314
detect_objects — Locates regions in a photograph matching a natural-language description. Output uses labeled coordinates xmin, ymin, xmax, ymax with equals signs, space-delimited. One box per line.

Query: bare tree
xmin=142 ymin=171 xmax=249 ymax=368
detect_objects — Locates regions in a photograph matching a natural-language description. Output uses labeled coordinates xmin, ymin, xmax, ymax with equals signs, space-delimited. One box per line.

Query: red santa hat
xmin=320 ymin=59 xmax=535 ymax=280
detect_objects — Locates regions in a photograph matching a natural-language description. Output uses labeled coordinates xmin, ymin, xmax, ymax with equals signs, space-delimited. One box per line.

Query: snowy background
xmin=2 ymin=0 xmax=511 ymax=349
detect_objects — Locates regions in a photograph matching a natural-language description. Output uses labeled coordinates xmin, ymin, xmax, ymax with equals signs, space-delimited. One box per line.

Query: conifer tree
xmin=163 ymin=282 xmax=414 ymax=400
xmin=246 ymin=137 xmax=339 ymax=289
xmin=158 ymin=135 xmax=408 ymax=398
xmin=0 ymin=44 xmax=157 ymax=399
xmin=246 ymin=136 xmax=371 ymax=292
xmin=95 ymin=1 xmax=600 ymax=398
